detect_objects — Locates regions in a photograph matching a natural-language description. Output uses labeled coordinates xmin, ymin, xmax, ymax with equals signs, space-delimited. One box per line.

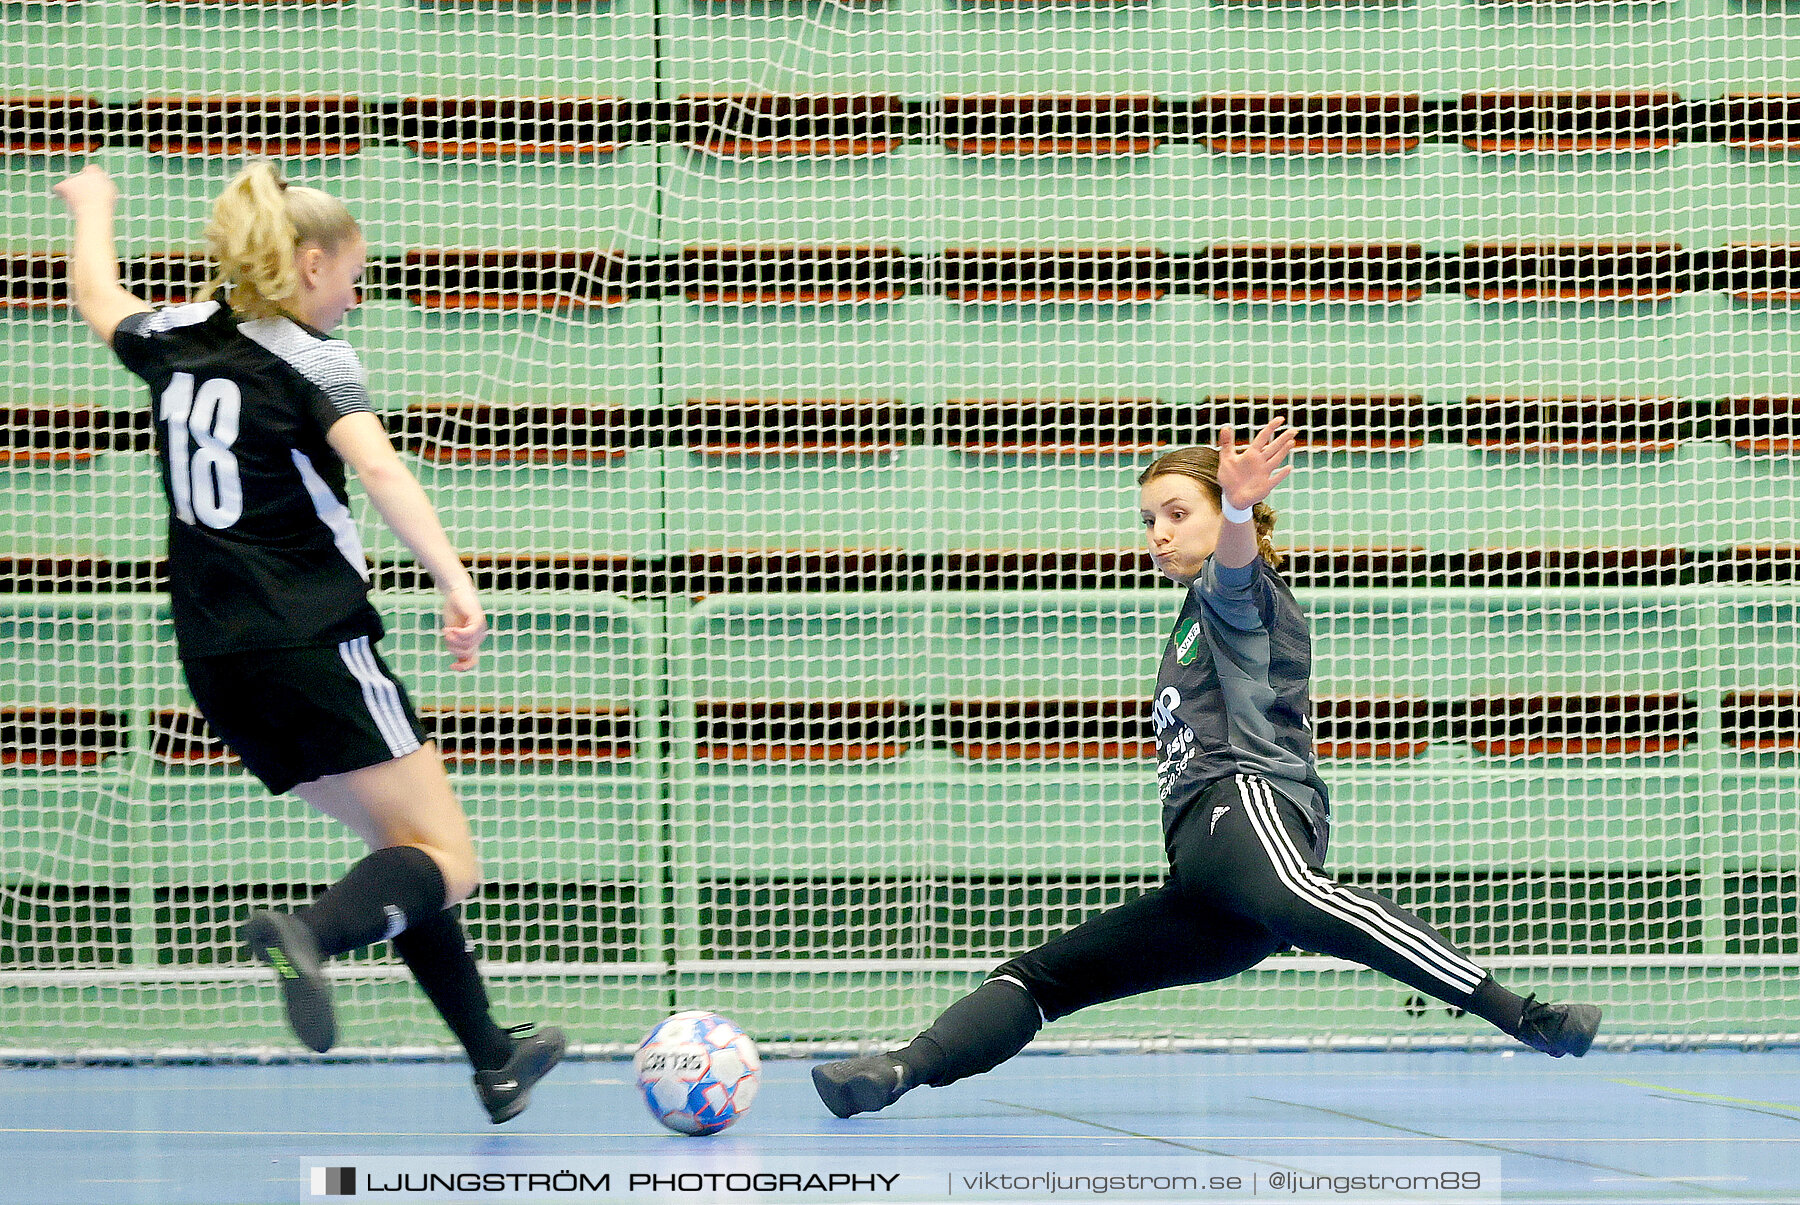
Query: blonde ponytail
xmin=1138 ymin=445 xmax=1286 ymax=571
xmin=198 ymin=160 xmax=358 ymax=320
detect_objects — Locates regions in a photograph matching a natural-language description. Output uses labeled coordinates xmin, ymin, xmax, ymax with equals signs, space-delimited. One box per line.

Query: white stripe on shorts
xmin=338 ymin=636 xmax=421 ymax=760
xmin=1236 ymin=774 xmax=1485 ymax=996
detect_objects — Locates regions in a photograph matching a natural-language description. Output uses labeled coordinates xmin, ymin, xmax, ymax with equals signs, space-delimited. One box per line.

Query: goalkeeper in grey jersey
xmin=814 ymin=418 xmax=1602 ymax=1119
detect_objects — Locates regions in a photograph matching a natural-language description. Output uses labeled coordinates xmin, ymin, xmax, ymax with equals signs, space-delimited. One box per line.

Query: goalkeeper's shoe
xmin=240 ymin=911 xmax=336 ymax=1053
xmin=812 ymin=1055 xmax=911 ymax=1119
xmin=1516 ymin=996 xmax=1602 ymax=1058
xmin=474 ymin=1023 xmax=568 ymax=1125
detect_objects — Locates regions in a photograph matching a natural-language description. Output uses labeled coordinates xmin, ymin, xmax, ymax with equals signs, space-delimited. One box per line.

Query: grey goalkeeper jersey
xmin=1152 ymin=556 xmax=1331 ymax=838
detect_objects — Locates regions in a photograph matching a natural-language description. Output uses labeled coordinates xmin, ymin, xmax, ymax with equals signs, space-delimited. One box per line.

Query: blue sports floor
xmin=2 ymin=1050 xmax=1797 ymax=1204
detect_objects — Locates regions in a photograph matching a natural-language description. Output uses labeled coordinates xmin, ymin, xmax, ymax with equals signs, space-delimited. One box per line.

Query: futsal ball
xmin=634 ymin=1010 xmax=761 ymax=1136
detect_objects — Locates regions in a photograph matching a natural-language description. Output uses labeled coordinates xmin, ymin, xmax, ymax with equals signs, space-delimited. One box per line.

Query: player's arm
xmin=326 ymin=412 xmax=488 ymax=671
xmin=53 ymin=167 xmax=152 ymax=347
xmin=1213 ymin=416 xmax=1296 ymax=571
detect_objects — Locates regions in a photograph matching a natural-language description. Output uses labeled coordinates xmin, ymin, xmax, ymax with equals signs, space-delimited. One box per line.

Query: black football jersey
xmin=1152 ymin=557 xmax=1331 ymax=834
xmin=112 ymin=299 xmax=383 ymax=658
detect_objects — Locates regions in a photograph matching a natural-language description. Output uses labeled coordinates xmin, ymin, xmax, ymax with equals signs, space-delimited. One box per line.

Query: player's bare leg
xmin=245 ymin=746 xmax=563 ymax=1117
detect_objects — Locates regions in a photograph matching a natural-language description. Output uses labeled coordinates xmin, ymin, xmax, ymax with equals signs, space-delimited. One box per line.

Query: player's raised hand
xmin=441 ymin=583 xmax=488 ymax=672
xmin=53 ymin=165 xmax=118 ymax=215
xmin=1217 ymin=416 xmax=1298 ymax=512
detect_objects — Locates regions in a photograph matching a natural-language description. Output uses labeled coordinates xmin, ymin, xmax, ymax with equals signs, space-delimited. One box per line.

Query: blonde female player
xmin=54 ymin=163 xmax=563 ymax=1123
xmin=814 ymin=420 xmax=1602 ymax=1118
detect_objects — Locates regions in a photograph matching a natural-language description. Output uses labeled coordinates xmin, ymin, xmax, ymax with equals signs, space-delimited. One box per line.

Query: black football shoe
xmin=240 ymin=911 xmax=336 ymax=1054
xmin=1516 ymin=995 xmax=1602 ymax=1058
xmin=474 ymin=1023 xmax=568 ymax=1124
xmin=812 ymin=1055 xmax=911 ymax=1118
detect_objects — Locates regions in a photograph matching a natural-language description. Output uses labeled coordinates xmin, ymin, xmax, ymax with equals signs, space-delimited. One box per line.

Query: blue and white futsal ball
xmin=634 ymin=1010 xmax=761 ymax=1135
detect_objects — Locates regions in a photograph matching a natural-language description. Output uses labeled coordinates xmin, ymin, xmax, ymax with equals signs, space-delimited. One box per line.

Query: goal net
xmin=2 ymin=0 xmax=1797 ymax=1057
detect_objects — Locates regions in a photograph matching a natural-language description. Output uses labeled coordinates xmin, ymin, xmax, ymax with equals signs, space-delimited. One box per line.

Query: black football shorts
xmin=182 ymin=635 xmax=428 ymax=794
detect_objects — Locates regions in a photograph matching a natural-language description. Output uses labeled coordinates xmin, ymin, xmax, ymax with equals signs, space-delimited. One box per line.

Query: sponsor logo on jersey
xmin=1152 ymin=685 xmax=1182 ymax=732
xmin=1174 ymin=619 xmax=1204 ymax=665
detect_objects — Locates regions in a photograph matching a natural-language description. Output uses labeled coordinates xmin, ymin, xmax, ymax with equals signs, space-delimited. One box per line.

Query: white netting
xmin=1 ymin=0 xmax=1797 ymax=1056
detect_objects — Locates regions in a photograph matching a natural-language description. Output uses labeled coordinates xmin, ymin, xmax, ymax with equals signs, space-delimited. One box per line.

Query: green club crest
xmin=1174 ymin=618 xmax=1204 ymax=664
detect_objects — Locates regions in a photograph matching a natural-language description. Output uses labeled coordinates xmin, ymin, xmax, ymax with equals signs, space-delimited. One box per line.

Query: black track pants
xmin=997 ymin=773 xmax=1492 ymax=1024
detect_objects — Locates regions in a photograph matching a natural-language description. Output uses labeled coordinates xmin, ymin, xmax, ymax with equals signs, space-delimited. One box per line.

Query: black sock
xmin=392 ymin=905 xmax=515 ymax=1072
xmin=296 ymin=845 xmax=447 ymax=959
xmin=1468 ymin=975 xmax=1528 ymax=1035
xmin=894 ymin=978 xmax=1043 ymax=1089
